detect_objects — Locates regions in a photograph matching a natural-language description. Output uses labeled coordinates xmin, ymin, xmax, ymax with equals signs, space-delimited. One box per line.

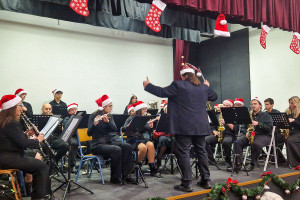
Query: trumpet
xmin=246 ymin=110 xmax=255 ymax=144
xmin=20 ymin=111 xmax=57 ymax=157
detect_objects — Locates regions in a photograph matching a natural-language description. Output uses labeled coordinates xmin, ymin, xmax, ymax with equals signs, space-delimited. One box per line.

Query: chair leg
xmin=243 ymin=146 xmax=249 ymax=166
xmin=75 ymin=159 xmax=85 ymax=183
xmin=88 ymin=160 xmax=94 ymax=178
xmin=96 ymin=158 xmax=105 ymax=185
xmin=9 ymin=172 xmax=20 ymax=200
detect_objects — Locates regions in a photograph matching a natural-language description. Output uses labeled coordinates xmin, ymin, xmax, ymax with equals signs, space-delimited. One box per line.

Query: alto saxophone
xmin=218 ymin=112 xmax=225 ymax=142
xmin=280 ymin=109 xmax=291 ymax=140
xmin=246 ymin=110 xmax=255 ymax=144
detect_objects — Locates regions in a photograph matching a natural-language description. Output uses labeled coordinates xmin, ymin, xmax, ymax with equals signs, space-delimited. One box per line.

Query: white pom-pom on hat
xmin=196 ymin=72 xmax=202 ymax=77
xmin=220 ymin=20 xmax=227 ymax=25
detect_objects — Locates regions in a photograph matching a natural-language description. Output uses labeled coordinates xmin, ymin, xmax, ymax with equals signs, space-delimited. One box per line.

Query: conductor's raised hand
xmin=204 ymin=80 xmax=210 ymax=87
xmin=143 ymin=77 xmax=151 ymax=88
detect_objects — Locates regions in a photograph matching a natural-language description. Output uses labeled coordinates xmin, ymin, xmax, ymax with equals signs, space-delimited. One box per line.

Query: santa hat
xmin=223 ymin=99 xmax=234 ymax=107
xmin=15 ymin=88 xmax=27 ymax=96
xmin=180 ymin=63 xmax=202 ymax=77
xmin=52 ymin=89 xmax=63 ymax=96
xmin=252 ymin=97 xmax=263 ymax=105
xmin=234 ymin=98 xmax=244 ymax=106
xmin=133 ymin=101 xmax=148 ymax=112
xmin=214 ymin=104 xmax=220 ymax=109
xmin=214 ymin=14 xmax=230 ymax=37
xmin=0 ymin=95 xmax=22 ymax=110
xmin=67 ymin=103 xmax=78 ymax=111
xmin=127 ymin=104 xmax=134 ymax=113
xmin=161 ymin=100 xmax=167 ymax=107
xmin=95 ymin=95 xmax=112 ymax=111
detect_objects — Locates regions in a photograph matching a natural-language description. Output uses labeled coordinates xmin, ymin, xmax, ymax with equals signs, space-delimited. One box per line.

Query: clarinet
xmin=20 ymin=111 xmax=57 ymax=157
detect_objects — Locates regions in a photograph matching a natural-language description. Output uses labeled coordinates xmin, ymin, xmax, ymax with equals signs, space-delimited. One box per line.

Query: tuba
xmin=246 ymin=110 xmax=255 ymax=144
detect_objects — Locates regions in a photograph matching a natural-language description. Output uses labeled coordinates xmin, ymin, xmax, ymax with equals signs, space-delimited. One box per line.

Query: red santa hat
xmin=161 ymin=100 xmax=167 ymax=107
xmin=15 ymin=88 xmax=27 ymax=96
xmin=127 ymin=104 xmax=134 ymax=113
xmin=133 ymin=101 xmax=148 ymax=112
xmin=252 ymin=97 xmax=263 ymax=105
xmin=67 ymin=103 xmax=78 ymax=111
xmin=234 ymin=98 xmax=244 ymax=106
xmin=52 ymin=89 xmax=63 ymax=96
xmin=223 ymin=99 xmax=234 ymax=107
xmin=180 ymin=63 xmax=202 ymax=77
xmin=214 ymin=14 xmax=230 ymax=37
xmin=95 ymin=95 xmax=112 ymax=111
xmin=214 ymin=104 xmax=220 ymax=109
xmin=0 ymin=95 xmax=22 ymax=110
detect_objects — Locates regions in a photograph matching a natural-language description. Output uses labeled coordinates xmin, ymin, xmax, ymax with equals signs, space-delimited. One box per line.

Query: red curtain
xmin=163 ymin=0 xmax=300 ymax=33
xmin=174 ymin=39 xmax=190 ymax=81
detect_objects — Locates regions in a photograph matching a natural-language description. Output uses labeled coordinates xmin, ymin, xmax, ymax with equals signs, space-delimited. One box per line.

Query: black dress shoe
xmin=71 ymin=166 xmax=77 ymax=174
xmin=197 ymin=180 xmax=212 ymax=189
xmin=245 ymin=164 xmax=255 ymax=171
xmin=174 ymin=184 xmax=193 ymax=192
xmin=124 ymin=176 xmax=137 ymax=184
xmin=110 ymin=178 xmax=122 ymax=185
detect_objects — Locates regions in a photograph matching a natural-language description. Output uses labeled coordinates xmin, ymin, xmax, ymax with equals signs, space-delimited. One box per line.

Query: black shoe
xmin=197 ymin=180 xmax=212 ymax=189
xmin=124 ymin=176 xmax=137 ymax=184
xmin=149 ymin=163 xmax=158 ymax=176
xmin=226 ymin=162 xmax=233 ymax=172
xmin=25 ymin=182 xmax=32 ymax=196
xmin=110 ymin=178 xmax=122 ymax=185
xmin=174 ymin=184 xmax=193 ymax=192
xmin=245 ymin=164 xmax=255 ymax=171
xmin=71 ymin=166 xmax=77 ymax=174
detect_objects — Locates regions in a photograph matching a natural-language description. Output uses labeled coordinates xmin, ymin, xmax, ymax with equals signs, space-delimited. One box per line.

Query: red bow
xmin=294 ymin=166 xmax=300 ymax=170
xmin=226 ymin=177 xmax=239 ymax=184
xmin=261 ymin=171 xmax=272 ymax=177
xmin=251 ymin=131 xmax=255 ymax=136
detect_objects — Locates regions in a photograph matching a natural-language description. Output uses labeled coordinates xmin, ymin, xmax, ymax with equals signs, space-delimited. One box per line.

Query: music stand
xmin=148 ymin=109 xmax=158 ymax=115
xmin=112 ymin=114 xmax=129 ymax=131
xmin=52 ymin=107 xmax=68 ymax=119
xmin=221 ymin=107 xmax=251 ymax=176
xmin=123 ymin=115 xmax=154 ymax=188
xmin=157 ymin=114 xmax=182 ymax=177
xmin=53 ymin=115 xmax=93 ymax=200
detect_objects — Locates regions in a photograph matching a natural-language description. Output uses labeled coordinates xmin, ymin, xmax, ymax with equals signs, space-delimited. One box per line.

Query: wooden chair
xmin=0 ymin=169 xmax=22 ymax=200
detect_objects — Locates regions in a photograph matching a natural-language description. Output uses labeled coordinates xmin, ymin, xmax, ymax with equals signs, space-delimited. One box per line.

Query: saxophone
xmin=217 ymin=112 xmax=225 ymax=142
xmin=280 ymin=109 xmax=290 ymax=140
xmin=206 ymin=101 xmax=212 ymax=110
xmin=246 ymin=110 xmax=255 ymax=144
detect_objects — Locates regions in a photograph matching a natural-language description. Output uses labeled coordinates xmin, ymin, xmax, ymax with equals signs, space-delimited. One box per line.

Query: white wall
xmin=248 ymin=27 xmax=300 ymax=112
xmin=0 ymin=11 xmax=173 ymax=114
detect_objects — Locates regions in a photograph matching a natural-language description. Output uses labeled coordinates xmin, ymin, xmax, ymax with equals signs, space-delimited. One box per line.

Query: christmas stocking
xmin=70 ymin=0 xmax=89 ymax=17
xmin=145 ymin=0 xmax=166 ymax=32
xmin=290 ymin=32 xmax=300 ymax=54
xmin=260 ymin=24 xmax=270 ymax=49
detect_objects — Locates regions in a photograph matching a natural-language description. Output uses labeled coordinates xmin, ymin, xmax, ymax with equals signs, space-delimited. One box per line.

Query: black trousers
xmin=205 ymin=135 xmax=218 ymax=162
xmin=69 ymin=137 xmax=79 ymax=167
xmin=175 ymin=135 xmax=210 ymax=185
xmin=222 ymin=134 xmax=234 ymax=164
xmin=0 ymin=153 xmax=49 ymax=199
xmin=236 ymin=135 xmax=271 ymax=165
xmin=285 ymin=133 xmax=300 ymax=167
xmin=91 ymin=142 xmax=133 ymax=179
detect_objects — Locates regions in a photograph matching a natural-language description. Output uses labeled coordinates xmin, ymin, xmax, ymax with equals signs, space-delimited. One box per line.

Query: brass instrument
xmin=206 ymin=101 xmax=212 ymax=110
xmin=148 ymin=100 xmax=158 ymax=109
xmin=246 ymin=110 xmax=255 ymax=144
xmin=217 ymin=113 xmax=225 ymax=142
xmin=281 ymin=129 xmax=290 ymax=140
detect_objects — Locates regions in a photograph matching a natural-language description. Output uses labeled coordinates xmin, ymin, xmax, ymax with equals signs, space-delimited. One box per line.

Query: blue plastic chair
xmin=75 ymin=128 xmax=104 ymax=184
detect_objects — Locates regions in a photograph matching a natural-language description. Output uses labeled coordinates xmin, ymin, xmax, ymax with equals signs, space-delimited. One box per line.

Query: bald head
xmin=42 ymin=103 xmax=52 ymax=115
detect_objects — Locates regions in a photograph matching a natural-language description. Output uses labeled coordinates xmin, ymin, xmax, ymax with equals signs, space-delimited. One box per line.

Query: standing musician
xmin=122 ymin=101 xmax=157 ymax=176
xmin=0 ymin=95 xmax=49 ymax=200
xmin=88 ymin=95 xmax=134 ymax=184
xmin=15 ymin=88 xmax=33 ymax=118
xmin=235 ymin=97 xmax=273 ymax=171
xmin=49 ymin=89 xmax=67 ymax=115
xmin=123 ymin=94 xmax=138 ymax=115
xmin=285 ymin=96 xmax=300 ymax=167
xmin=143 ymin=63 xmax=217 ymax=192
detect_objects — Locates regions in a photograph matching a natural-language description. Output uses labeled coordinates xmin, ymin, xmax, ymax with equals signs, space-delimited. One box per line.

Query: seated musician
xmin=15 ymin=88 xmax=33 ymax=118
xmin=49 ymin=89 xmax=67 ymax=115
xmin=127 ymin=104 xmax=135 ymax=116
xmin=88 ymin=95 xmax=134 ymax=184
xmin=122 ymin=101 xmax=157 ymax=176
xmin=62 ymin=103 xmax=79 ymax=173
xmin=235 ymin=97 xmax=273 ymax=171
xmin=41 ymin=103 xmax=69 ymax=165
xmin=285 ymin=96 xmax=300 ymax=167
xmin=0 ymin=95 xmax=49 ymax=200
xmin=123 ymin=94 xmax=138 ymax=115
xmin=159 ymin=99 xmax=167 ymax=114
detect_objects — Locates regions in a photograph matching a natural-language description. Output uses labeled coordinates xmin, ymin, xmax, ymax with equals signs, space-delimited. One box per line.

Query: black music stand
xmin=112 ymin=114 xmax=129 ymax=131
xmin=157 ymin=114 xmax=182 ymax=177
xmin=221 ymin=107 xmax=251 ymax=176
xmin=148 ymin=109 xmax=158 ymax=115
xmin=123 ymin=115 xmax=154 ymax=188
xmin=52 ymin=107 xmax=68 ymax=119
xmin=53 ymin=114 xmax=93 ymax=200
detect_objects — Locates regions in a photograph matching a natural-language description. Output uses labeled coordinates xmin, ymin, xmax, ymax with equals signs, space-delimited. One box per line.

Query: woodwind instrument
xmin=94 ymin=113 xmax=111 ymax=123
xmin=217 ymin=112 xmax=225 ymax=142
xmin=20 ymin=111 xmax=57 ymax=157
xmin=246 ymin=110 xmax=255 ymax=144
xmin=206 ymin=101 xmax=212 ymax=110
xmin=280 ymin=109 xmax=290 ymax=140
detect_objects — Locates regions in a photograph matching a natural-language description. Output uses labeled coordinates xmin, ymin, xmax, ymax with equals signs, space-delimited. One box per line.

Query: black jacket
xmin=145 ymin=80 xmax=217 ymax=136
xmin=252 ymin=111 xmax=273 ymax=136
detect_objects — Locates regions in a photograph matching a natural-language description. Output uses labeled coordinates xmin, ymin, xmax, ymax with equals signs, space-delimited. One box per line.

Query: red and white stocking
xmin=290 ymin=32 xmax=300 ymax=54
xmin=260 ymin=24 xmax=270 ymax=49
xmin=70 ymin=0 xmax=89 ymax=17
xmin=145 ymin=0 xmax=166 ymax=32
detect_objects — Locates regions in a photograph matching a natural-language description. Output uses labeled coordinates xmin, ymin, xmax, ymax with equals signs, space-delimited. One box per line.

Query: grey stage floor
xmin=40 ymin=160 xmax=295 ymax=200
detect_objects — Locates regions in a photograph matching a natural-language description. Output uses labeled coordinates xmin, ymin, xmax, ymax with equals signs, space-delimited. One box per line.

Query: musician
xmin=285 ymin=96 xmax=300 ymax=167
xmin=127 ymin=104 xmax=135 ymax=116
xmin=0 ymin=95 xmax=49 ymax=200
xmin=15 ymin=88 xmax=33 ymax=118
xmin=49 ymin=89 xmax=67 ymax=115
xmin=62 ymin=103 xmax=79 ymax=173
xmin=143 ymin=63 xmax=217 ymax=192
xmin=41 ymin=103 xmax=69 ymax=165
xmin=123 ymin=94 xmax=138 ymax=115
xmin=264 ymin=98 xmax=280 ymax=113
xmin=122 ymin=101 xmax=157 ymax=176
xmin=235 ymin=97 xmax=273 ymax=171
xmin=159 ymin=99 xmax=167 ymax=114
xmin=88 ymin=95 xmax=134 ymax=184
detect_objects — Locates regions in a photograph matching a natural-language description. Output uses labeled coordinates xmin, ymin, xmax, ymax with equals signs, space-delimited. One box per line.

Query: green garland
xmin=203 ymin=172 xmax=300 ymax=200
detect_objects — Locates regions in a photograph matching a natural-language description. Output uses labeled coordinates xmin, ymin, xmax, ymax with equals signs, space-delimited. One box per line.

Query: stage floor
xmin=22 ymin=160 xmax=296 ymax=200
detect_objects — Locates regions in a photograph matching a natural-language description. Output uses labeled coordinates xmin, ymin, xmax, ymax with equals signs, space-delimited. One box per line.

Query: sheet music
xmin=40 ymin=116 xmax=61 ymax=139
xmin=61 ymin=118 xmax=79 ymax=142
xmin=208 ymin=115 xmax=212 ymax=123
